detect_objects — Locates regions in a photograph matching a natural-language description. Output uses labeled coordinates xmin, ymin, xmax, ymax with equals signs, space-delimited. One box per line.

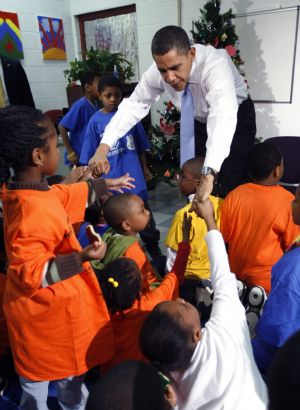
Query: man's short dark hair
xmin=140 ymin=302 xmax=195 ymax=373
xmin=268 ymin=330 xmax=300 ymax=410
xmin=151 ymin=26 xmax=191 ymax=56
xmin=98 ymin=75 xmax=122 ymax=93
xmin=86 ymin=360 xmax=167 ymax=410
xmin=79 ymin=71 xmax=100 ymax=91
xmin=247 ymin=141 xmax=282 ymax=181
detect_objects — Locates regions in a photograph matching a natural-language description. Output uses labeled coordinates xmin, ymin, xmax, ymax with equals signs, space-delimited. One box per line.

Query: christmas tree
xmin=146 ymin=102 xmax=180 ymax=188
xmin=191 ymin=0 xmax=244 ymax=73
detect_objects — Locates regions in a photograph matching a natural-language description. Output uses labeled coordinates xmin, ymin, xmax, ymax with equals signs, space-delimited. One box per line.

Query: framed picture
xmin=78 ymin=5 xmax=139 ymax=81
xmin=0 ymin=11 xmax=24 ymax=59
xmin=38 ymin=16 xmax=66 ymax=60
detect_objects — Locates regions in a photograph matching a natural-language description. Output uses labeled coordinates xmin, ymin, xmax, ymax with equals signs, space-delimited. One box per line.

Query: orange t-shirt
xmin=1 ymin=183 xmax=114 ymax=381
xmin=124 ymin=241 xmax=157 ymax=291
xmin=221 ymin=183 xmax=300 ymax=292
xmin=0 ymin=273 xmax=9 ymax=357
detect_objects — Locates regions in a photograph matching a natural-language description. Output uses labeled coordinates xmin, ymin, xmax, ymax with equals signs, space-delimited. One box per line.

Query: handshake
xmin=189 ymin=198 xmax=217 ymax=232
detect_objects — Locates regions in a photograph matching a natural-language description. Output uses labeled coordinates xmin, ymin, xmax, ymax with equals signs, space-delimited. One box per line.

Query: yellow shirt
xmin=165 ymin=195 xmax=223 ymax=280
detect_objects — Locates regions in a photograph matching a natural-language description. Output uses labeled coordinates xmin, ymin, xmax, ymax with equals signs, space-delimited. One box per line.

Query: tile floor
xmin=147 ymin=182 xmax=186 ymax=254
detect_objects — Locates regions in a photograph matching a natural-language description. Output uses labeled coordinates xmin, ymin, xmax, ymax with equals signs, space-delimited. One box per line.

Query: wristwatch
xmin=200 ymin=166 xmax=217 ymax=178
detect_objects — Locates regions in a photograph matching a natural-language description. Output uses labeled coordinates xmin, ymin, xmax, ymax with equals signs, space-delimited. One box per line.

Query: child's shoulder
xmin=89 ymin=110 xmax=115 ymax=124
xmin=209 ymin=194 xmax=223 ymax=206
xmin=174 ymin=202 xmax=193 ymax=219
xmin=68 ymin=97 xmax=89 ymax=112
xmin=103 ymin=228 xmax=138 ymax=257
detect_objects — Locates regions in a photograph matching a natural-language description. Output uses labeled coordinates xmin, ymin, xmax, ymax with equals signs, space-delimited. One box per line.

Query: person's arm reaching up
xmin=191 ymin=199 xmax=245 ymax=328
xmin=171 ymin=212 xmax=192 ymax=285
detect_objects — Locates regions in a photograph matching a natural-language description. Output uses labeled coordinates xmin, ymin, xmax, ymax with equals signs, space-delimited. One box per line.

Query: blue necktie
xmin=180 ymin=85 xmax=195 ymax=166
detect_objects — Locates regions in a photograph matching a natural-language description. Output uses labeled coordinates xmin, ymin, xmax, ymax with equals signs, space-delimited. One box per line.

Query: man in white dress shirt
xmin=89 ymin=26 xmax=256 ymax=201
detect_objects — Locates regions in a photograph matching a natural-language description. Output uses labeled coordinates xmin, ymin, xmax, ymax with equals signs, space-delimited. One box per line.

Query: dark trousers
xmin=139 ymin=199 xmax=161 ymax=257
xmin=195 ymin=97 xmax=256 ymax=198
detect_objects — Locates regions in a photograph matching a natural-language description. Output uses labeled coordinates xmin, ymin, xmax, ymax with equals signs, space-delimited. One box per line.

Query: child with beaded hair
xmin=0 ymin=105 xmax=134 ymax=409
xmin=97 ymin=212 xmax=191 ymax=372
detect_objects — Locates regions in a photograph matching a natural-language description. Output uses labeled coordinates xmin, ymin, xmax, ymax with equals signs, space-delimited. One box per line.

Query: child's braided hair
xmin=97 ymin=257 xmax=142 ymax=314
xmin=0 ymin=106 xmax=48 ymax=185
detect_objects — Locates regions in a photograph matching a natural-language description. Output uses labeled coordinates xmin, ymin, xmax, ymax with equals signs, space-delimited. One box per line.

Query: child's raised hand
xmin=190 ymin=198 xmax=217 ymax=231
xmin=64 ymin=166 xmax=87 ymax=184
xmin=105 ymin=173 xmax=136 ymax=193
xmin=80 ymin=241 xmax=107 ymax=263
xmin=182 ymin=212 xmax=192 ymax=243
xmin=191 ymin=197 xmax=214 ymax=219
xmin=80 ymin=165 xmax=94 ymax=181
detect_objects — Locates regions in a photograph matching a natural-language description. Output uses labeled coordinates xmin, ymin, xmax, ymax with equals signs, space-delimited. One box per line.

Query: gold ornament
xmin=221 ymin=33 xmax=227 ymax=41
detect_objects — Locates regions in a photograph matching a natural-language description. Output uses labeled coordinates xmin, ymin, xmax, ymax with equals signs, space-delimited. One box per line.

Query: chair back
xmin=44 ymin=109 xmax=63 ymax=133
xmin=266 ymin=136 xmax=300 ymax=193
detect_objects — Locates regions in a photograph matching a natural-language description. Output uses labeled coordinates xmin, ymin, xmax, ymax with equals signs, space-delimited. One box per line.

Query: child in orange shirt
xmin=97 ymin=213 xmax=191 ymax=372
xmin=221 ymin=142 xmax=300 ymax=334
xmin=0 ymin=105 xmax=134 ymax=409
xmin=92 ymin=193 xmax=160 ymax=291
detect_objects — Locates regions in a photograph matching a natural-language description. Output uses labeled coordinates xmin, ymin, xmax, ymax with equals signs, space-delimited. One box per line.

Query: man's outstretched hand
xmin=88 ymin=143 xmax=111 ymax=177
xmin=189 ymin=174 xmax=214 ymax=213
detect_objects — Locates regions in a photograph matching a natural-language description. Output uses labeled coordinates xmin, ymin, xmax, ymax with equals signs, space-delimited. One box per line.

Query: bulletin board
xmin=235 ymin=6 xmax=299 ymax=103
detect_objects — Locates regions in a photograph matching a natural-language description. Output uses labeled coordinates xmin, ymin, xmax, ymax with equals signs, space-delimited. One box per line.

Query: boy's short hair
xmin=247 ymin=142 xmax=282 ymax=181
xmin=103 ymin=193 xmax=135 ymax=231
xmin=79 ymin=71 xmax=100 ymax=91
xmin=98 ymin=75 xmax=122 ymax=93
xmin=97 ymin=257 xmax=141 ymax=314
xmin=182 ymin=157 xmax=205 ymax=179
xmin=86 ymin=360 xmax=167 ymax=410
xmin=268 ymin=330 xmax=300 ymax=410
xmin=151 ymin=25 xmax=191 ymax=56
xmin=140 ymin=302 xmax=195 ymax=372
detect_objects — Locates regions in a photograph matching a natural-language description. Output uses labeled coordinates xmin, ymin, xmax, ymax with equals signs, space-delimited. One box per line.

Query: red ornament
xmin=164 ymin=169 xmax=171 ymax=177
xmin=214 ymin=36 xmax=219 ymax=47
xmin=163 ymin=124 xmax=176 ymax=135
xmin=225 ymin=45 xmax=237 ymax=57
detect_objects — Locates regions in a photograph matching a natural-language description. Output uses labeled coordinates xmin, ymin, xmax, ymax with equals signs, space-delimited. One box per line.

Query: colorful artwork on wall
xmin=0 ymin=11 xmax=24 ymax=59
xmin=38 ymin=16 xmax=66 ymax=60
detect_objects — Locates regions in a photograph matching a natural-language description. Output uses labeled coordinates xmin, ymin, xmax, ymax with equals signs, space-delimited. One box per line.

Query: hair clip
xmin=108 ymin=277 xmax=119 ymax=288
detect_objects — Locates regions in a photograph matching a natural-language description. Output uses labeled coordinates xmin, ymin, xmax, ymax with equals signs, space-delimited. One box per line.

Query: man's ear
xmin=31 ymin=147 xmax=44 ymax=167
xmin=188 ymin=46 xmax=196 ymax=61
xmin=273 ymin=165 xmax=281 ymax=178
xmin=121 ymin=219 xmax=131 ymax=232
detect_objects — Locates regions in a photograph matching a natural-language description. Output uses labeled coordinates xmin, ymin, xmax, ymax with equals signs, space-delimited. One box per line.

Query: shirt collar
xmin=188 ymin=193 xmax=195 ymax=203
xmin=188 ymin=45 xmax=203 ymax=84
xmin=7 ymin=180 xmax=50 ymax=191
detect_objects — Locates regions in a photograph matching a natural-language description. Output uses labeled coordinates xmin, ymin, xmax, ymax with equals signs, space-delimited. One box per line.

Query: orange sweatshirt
xmin=0 ymin=273 xmax=9 ymax=357
xmin=1 ymin=180 xmax=114 ymax=381
xmin=102 ymin=242 xmax=191 ymax=373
